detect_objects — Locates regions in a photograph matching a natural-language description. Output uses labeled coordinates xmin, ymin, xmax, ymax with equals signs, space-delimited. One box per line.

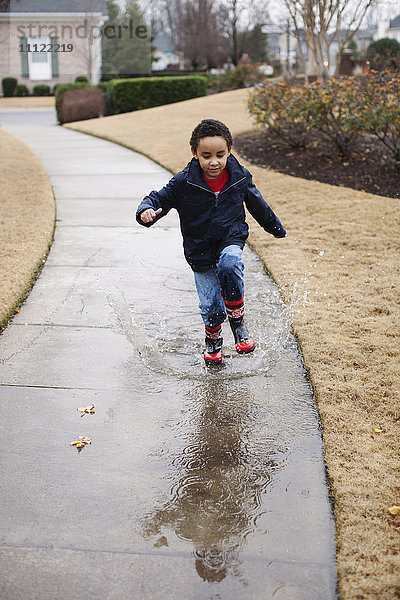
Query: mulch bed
xmin=234 ymin=130 xmax=399 ymax=199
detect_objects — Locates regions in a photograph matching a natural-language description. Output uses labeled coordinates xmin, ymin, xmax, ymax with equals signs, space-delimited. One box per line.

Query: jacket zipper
xmin=188 ymin=176 xmax=246 ymax=208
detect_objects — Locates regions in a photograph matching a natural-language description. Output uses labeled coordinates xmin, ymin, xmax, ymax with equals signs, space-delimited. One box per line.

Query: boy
xmin=136 ymin=119 xmax=286 ymax=365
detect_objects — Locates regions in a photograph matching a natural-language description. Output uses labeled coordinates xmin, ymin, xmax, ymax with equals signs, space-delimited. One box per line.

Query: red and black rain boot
xmin=203 ymin=324 xmax=223 ymax=365
xmin=224 ymin=297 xmax=255 ymax=354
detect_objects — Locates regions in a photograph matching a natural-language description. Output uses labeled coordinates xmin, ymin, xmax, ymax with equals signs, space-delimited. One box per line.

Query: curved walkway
xmin=0 ymin=110 xmax=336 ymax=599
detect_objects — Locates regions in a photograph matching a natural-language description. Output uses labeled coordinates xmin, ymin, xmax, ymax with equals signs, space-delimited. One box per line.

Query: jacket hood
xmin=185 ymin=153 xmax=247 ymax=189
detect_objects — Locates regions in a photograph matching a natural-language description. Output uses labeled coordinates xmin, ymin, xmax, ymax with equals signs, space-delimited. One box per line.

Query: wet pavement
xmin=0 ymin=110 xmax=337 ymax=599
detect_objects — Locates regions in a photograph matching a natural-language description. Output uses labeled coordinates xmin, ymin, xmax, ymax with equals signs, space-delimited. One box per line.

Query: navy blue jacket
xmin=136 ymin=154 xmax=286 ymax=272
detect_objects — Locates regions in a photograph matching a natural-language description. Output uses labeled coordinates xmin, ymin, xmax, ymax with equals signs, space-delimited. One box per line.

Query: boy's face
xmin=191 ymin=136 xmax=231 ymax=179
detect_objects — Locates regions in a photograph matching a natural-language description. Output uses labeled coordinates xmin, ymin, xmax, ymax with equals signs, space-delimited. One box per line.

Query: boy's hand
xmin=140 ymin=207 xmax=162 ymax=223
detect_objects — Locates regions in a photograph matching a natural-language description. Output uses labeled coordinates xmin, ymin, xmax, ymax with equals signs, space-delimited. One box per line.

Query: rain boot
xmin=229 ymin=318 xmax=255 ymax=354
xmin=224 ymin=297 xmax=255 ymax=354
xmin=203 ymin=324 xmax=223 ymax=365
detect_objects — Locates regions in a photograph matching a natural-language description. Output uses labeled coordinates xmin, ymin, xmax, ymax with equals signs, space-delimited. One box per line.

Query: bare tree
xmin=161 ymin=0 xmax=270 ymax=68
xmin=283 ymin=0 xmax=375 ymax=78
xmin=219 ymin=0 xmax=270 ymax=65
xmin=166 ymin=0 xmax=229 ymax=69
xmin=75 ymin=0 xmax=108 ymax=83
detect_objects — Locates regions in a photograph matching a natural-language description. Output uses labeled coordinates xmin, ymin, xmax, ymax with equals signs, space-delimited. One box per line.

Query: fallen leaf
xmin=77 ymin=404 xmax=95 ymax=416
xmin=374 ymin=426 xmax=385 ymax=433
xmin=70 ymin=436 xmax=92 ymax=452
xmin=388 ymin=506 xmax=400 ymax=516
xmin=154 ymin=536 xmax=168 ymax=548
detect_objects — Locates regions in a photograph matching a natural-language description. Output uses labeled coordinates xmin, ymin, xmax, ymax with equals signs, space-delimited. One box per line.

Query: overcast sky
xmin=267 ymin=0 xmax=400 ymax=25
xmin=117 ymin=0 xmax=399 ymax=26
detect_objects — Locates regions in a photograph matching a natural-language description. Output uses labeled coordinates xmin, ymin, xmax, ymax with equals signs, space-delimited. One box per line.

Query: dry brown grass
xmin=66 ymin=90 xmax=400 ymax=599
xmin=0 ymin=97 xmax=54 ymax=108
xmin=0 ymin=128 xmax=55 ymax=327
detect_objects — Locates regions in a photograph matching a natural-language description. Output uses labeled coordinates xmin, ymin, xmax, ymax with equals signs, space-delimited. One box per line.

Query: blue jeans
xmin=194 ymin=245 xmax=245 ymax=328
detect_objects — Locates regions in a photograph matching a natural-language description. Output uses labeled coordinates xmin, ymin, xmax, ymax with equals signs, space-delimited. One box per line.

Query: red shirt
xmin=202 ymin=168 xmax=229 ymax=193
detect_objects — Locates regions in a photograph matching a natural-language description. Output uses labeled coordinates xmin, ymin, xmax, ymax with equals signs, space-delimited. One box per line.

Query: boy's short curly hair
xmin=190 ymin=119 xmax=233 ymax=151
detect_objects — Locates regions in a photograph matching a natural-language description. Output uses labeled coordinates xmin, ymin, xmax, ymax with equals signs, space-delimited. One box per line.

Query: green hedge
xmin=16 ymin=84 xmax=29 ymax=97
xmin=150 ymin=71 xmax=208 ymax=78
xmin=2 ymin=77 xmax=17 ymax=97
xmin=33 ymin=84 xmax=51 ymax=96
xmin=54 ymin=81 xmax=90 ymax=100
xmin=109 ymin=76 xmax=207 ymax=114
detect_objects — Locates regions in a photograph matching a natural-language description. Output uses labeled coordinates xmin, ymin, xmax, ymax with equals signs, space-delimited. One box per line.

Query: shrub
xmin=56 ymin=87 xmax=105 ymax=125
xmin=303 ymin=77 xmax=365 ymax=157
xmin=97 ymin=81 xmax=113 ymax=116
xmin=54 ymin=82 xmax=90 ymax=100
xmin=249 ymin=77 xmax=366 ymax=157
xmin=248 ymin=72 xmax=400 ymax=162
xmin=225 ymin=61 xmax=266 ymax=88
xmin=33 ymin=84 xmax=51 ymax=96
xmin=2 ymin=77 xmax=17 ymax=97
xmin=75 ymin=75 xmax=89 ymax=83
xmin=15 ymin=84 xmax=29 ymax=97
xmin=366 ymin=38 xmax=400 ymax=72
xmin=109 ymin=76 xmax=207 ymax=114
xmin=358 ymin=70 xmax=400 ymax=162
xmin=209 ymin=62 xmax=267 ymax=93
xmin=248 ymin=82 xmax=310 ymax=148
xmin=54 ymin=82 xmax=91 ymax=123
xmin=151 ymin=71 xmax=208 ymax=78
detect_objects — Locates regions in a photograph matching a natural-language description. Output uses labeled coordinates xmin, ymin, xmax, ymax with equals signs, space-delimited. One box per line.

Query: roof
xmin=153 ymin=33 xmax=174 ymax=53
xmin=0 ymin=0 xmax=107 ymax=14
xmin=356 ymin=26 xmax=377 ymax=40
xmin=390 ymin=14 xmax=400 ymax=28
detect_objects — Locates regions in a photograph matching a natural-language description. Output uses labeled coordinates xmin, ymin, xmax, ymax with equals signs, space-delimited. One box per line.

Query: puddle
xmin=108 ymin=247 xmax=301 ymax=381
xmin=141 ymin=377 xmax=287 ymax=582
xmin=106 ymin=244 xmax=336 ymax=595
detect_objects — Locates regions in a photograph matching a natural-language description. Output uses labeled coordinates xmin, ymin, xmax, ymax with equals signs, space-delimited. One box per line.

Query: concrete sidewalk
xmin=0 ymin=110 xmax=337 ymax=599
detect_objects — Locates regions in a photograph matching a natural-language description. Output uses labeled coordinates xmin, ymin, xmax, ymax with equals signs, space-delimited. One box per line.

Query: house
xmin=152 ymin=32 xmax=183 ymax=71
xmin=261 ymin=24 xmax=283 ymax=63
xmin=262 ymin=23 xmax=308 ymax=73
xmin=374 ymin=14 xmax=400 ymax=43
xmin=0 ymin=0 xmax=107 ymax=94
xmin=355 ymin=26 xmax=377 ymax=55
xmin=329 ymin=14 xmax=400 ymax=75
xmin=352 ymin=15 xmax=400 ymax=57
xmin=261 ymin=13 xmax=400 ymax=77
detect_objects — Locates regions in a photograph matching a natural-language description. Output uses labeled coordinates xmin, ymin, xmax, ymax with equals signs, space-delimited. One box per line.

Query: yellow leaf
xmin=70 ymin=436 xmax=92 ymax=447
xmin=388 ymin=506 xmax=400 ymax=516
xmin=77 ymin=404 xmax=95 ymax=416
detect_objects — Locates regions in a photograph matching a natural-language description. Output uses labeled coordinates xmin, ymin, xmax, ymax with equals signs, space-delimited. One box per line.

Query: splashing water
xmin=107 ymin=246 xmax=309 ymax=381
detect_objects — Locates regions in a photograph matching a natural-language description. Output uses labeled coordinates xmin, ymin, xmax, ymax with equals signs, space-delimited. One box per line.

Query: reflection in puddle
xmin=142 ymin=378 xmax=285 ymax=582
xmin=107 ymin=243 xmax=335 ymax=595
